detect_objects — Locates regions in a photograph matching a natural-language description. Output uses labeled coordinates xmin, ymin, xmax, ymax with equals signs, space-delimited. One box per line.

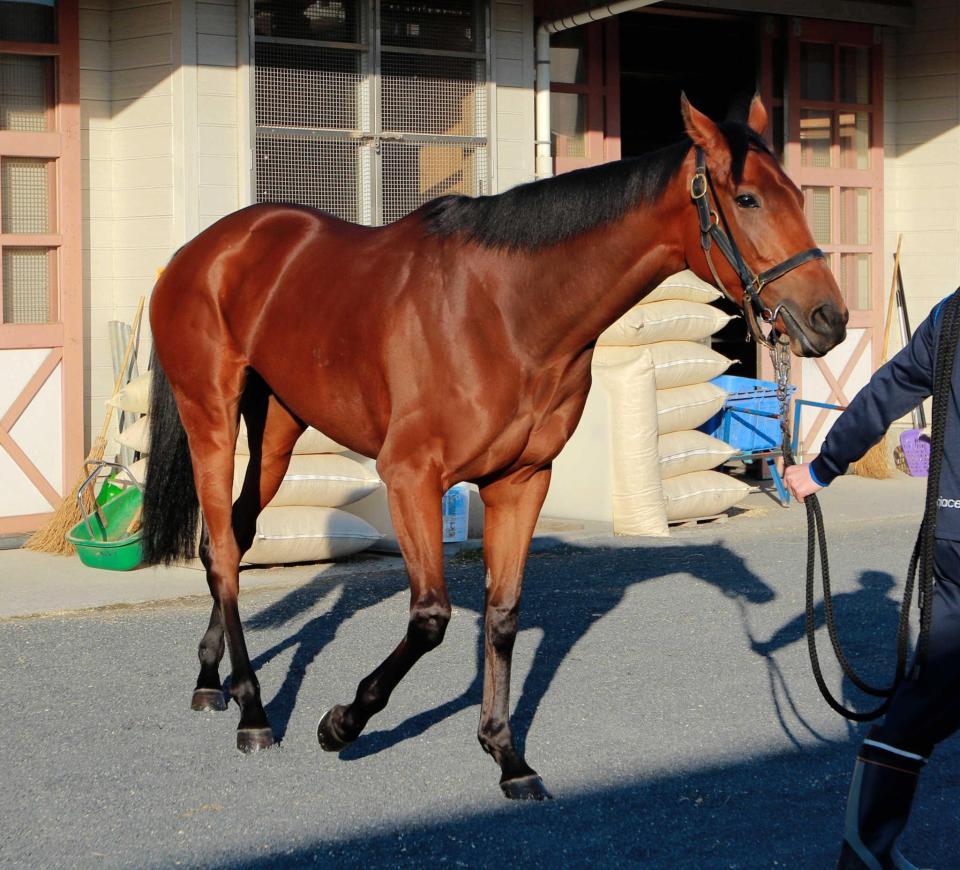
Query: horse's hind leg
xmin=191 ymin=385 xmax=304 ymax=721
xmin=477 ymin=466 xmax=552 ymax=800
xmin=174 ymin=358 xmax=282 ymax=752
xmin=318 ymin=463 xmax=449 ymax=750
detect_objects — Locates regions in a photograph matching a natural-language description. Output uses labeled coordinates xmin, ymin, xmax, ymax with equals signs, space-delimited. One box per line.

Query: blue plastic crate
xmin=699 ymin=375 xmax=797 ymax=454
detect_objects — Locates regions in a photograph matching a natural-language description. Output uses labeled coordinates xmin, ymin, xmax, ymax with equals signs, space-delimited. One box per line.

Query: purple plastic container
xmin=899 ymin=428 xmax=930 ymax=478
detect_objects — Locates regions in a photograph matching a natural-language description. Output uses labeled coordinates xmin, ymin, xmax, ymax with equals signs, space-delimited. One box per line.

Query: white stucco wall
xmin=80 ymin=0 xmax=176 ymax=448
xmin=883 ymin=0 xmax=960 ymax=357
xmin=79 ymin=0 xmax=243 ymax=449
xmin=491 ymin=0 xmax=536 ymax=191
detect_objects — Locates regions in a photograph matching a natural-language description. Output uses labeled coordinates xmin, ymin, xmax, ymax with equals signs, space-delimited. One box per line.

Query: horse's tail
xmin=142 ymin=350 xmax=200 ymax=565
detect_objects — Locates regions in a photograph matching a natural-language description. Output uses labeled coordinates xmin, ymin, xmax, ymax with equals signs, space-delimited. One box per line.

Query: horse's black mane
xmin=422 ymin=122 xmax=771 ymax=251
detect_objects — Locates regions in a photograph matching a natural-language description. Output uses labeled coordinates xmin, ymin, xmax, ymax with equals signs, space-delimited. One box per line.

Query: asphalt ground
xmin=2 ymin=484 xmax=959 ymax=868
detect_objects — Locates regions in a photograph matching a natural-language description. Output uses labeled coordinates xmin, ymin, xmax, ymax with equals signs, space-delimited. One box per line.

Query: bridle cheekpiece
xmin=690 ymin=146 xmax=825 ymax=349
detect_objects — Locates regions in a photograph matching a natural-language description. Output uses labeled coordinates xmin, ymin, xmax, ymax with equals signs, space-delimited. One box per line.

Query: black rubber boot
xmin=836 ymin=738 xmax=925 ymax=870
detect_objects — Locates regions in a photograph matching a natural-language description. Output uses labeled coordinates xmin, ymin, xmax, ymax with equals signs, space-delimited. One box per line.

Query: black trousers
xmin=870 ymin=538 xmax=960 ymax=758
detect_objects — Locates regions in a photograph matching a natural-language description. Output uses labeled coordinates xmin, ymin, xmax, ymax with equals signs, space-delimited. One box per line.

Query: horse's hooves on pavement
xmin=500 ymin=774 xmax=553 ymax=801
xmin=190 ymin=688 xmax=227 ymax=712
xmin=317 ymin=707 xmax=352 ymax=752
xmin=236 ymin=727 xmax=276 ymax=753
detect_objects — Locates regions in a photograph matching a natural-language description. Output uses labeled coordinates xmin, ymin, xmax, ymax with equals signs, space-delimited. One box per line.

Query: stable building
xmin=0 ymin=0 xmax=953 ymax=533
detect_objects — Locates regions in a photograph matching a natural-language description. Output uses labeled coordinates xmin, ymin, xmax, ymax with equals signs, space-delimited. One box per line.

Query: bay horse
xmin=142 ymin=95 xmax=847 ymax=800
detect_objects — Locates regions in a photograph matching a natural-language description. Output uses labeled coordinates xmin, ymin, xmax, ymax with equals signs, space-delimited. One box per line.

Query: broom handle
xmin=94 ymin=297 xmax=145 ymax=446
xmin=880 ymin=235 xmax=903 ymax=364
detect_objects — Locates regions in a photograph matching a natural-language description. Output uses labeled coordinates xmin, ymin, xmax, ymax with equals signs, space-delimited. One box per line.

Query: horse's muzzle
xmin=782 ymin=302 xmax=848 ymax=358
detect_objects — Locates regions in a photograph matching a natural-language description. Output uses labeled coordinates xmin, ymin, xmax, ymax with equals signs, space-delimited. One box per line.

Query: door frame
xmin=0 ymin=0 xmax=83 ymax=534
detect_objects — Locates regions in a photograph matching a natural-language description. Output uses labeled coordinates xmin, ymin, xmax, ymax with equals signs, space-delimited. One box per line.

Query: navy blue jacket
xmin=811 ymin=296 xmax=960 ymax=541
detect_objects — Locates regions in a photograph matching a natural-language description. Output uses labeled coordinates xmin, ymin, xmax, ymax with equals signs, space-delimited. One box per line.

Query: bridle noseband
xmin=690 ymin=146 xmax=825 ymax=349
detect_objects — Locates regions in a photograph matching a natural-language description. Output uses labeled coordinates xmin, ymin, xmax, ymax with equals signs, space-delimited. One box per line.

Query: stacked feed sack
xmin=233 ymin=421 xmax=382 ymax=563
xmin=543 ymin=346 xmax=668 ymax=535
xmin=542 ymin=271 xmax=748 ymax=533
xmin=596 ymin=271 xmax=752 ymax=527
xmin=109 ymin=371 xmax=383 ymax=564
xmin=110 ymin=371 xmax=151 ymax=484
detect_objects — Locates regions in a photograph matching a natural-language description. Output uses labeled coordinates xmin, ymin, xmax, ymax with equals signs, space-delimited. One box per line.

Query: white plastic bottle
xmin=441 ymin=483 xmax=470 ymax=543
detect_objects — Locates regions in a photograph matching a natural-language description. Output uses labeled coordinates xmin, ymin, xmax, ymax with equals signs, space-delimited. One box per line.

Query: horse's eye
xmin=736 ymin=193 xmax=760 ymax=209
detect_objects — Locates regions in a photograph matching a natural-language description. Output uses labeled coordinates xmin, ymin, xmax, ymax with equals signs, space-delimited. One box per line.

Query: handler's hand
xmin=784 ymin=464 xmax=823 ymax=503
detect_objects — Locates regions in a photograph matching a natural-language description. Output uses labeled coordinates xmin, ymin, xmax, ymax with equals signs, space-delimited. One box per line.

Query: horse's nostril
xmin=810 ymin=303 xmax=846 ymax=336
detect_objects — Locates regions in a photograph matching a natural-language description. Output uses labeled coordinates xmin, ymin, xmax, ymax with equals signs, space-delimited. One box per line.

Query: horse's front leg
xmin=317 ymin=463 xmax=450 ymax=750
xmin=478 ymin=466 xmax=552 ymax=800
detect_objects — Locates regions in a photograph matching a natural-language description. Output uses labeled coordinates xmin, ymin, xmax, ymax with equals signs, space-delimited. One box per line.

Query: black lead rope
xmin=787 ymin=287 xmax=960 ymax=721
xmin=686 ymin=152 xmax=956 ymax=721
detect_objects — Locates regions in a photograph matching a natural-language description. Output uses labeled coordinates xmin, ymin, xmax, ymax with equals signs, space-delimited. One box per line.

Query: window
xmin=253 ymin=0 xmax=488 ymax=225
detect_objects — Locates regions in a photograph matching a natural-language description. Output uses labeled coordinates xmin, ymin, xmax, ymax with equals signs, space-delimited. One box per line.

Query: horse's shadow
xmin=749 ymin=570 xmax=901 ymax=745
xmin=247 ymin=540 xmax=772 ymax=759
xmin=244 ymin=571 xmax=409 ymax=742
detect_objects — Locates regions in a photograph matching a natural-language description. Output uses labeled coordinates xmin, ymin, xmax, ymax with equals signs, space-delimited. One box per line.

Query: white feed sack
xmin=658 ymin=431 xmax=737 ymax=479
xmin=243 ymin=505 xmax=382 ymax=564
xmin=644 ymin=341 xmax=732 ymax=389
xmin=116 ymin=414 xmax=150 ymax=454
xmin=542 ymin=347 xmax=668 ymax=536
xmin=127 ymin=457 xmax=148 ymax=484
xmin=598 ymin=300 xmax=735 ymax=347
xmin=594 ymin=347 xmax=669 ymax=537
xmin=107 ymin=370 xmax=152 ymax=414
xmin=232 ymin=453 xmax=381 ymax=508
xmin=236 ymin=419 xmax=347 ymax=455
xmin=655 ymin=383 xmax=728 ymax=434
xmin=642 ymin=270 xmax=724 ymax=305
xmin=661 ymin=470 xmax=752 ymax=522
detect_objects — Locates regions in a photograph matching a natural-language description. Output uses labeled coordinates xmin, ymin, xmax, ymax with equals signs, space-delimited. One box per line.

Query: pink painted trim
xmin=0 ymin=429 xmax=61 ymax=508
xmin=0 ymin=348 xmax=61 ymax=432
xmin=0 ymin=0 xmax=83 ymax=530
xmin=0 ymin=324 xmax=64 ymax=348
xmin=0 ymin=132 xmax=61 ymax=159
xmin=0 ymin=512 xmax=54 ymax=535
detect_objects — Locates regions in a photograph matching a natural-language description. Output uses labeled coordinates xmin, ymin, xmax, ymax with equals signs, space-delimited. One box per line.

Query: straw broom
xmin=852 ymin=236 xmax=903 ymax=480
xmin=24 ymin=297 xmax=146 ymax=555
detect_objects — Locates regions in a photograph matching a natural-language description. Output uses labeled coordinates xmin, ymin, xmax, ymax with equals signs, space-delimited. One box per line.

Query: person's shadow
xmin=749 ymin=570 xmax=901 ymax=743
xmin=339 ymin=541 xmax=776 ymax=761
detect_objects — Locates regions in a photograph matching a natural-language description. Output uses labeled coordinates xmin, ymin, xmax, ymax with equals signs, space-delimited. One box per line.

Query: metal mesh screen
xmin=256 ymin=134 xmax=369 ymax=223
xmin=381 ymin=141 xmax=486 ymax=224
xmin=803 ymin=186 xmax=832 ymax=246
xmin=254 ymin=0 xmax=364 ymax=44
xmin=380 ymin=53 xmax=485 ymax=136
xmin=0 ymin=1 xmax=57 ymax=43
xmin=2 ymin=158 xmax=50 ymax=234
xmin=381 ymin=0 xmax=479 ymax=52
xmin=255 ymin=42 xmax=368 ymax=131
xmin=253 ymin=0 xmax=487 ymax=226
xmin=0 ymin=54 xmax=51 ymax=132
xmin=3 ymin=247 xmax=50 ymax=324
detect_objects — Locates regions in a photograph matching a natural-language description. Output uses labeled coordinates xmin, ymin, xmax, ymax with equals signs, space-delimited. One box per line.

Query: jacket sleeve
xmin=810 ymin=310 xmax=938 ymax=487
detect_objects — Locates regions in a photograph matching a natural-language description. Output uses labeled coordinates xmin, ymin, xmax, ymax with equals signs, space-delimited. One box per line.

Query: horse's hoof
xmin=190 ymin=688 xmax=227 ymax=712
xmin=237 ymin=727 xmax=275 ymax=753
xmin=500 ymin=774 xmax=553 ymax=801
xmin=317 ymin=707 xmax=352 ymax=752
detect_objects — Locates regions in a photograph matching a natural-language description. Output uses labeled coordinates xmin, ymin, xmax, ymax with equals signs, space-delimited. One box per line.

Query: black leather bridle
xmin=690 ymin=146 xmax=825 ymax=349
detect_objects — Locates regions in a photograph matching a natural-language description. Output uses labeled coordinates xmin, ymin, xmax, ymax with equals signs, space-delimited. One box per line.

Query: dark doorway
xmin=619 ymin=9 xmax=760 ymax=377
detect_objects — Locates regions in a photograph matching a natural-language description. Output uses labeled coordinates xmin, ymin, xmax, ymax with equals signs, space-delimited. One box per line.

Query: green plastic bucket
xmin=67 ymin=485 xmax=144 ymax=571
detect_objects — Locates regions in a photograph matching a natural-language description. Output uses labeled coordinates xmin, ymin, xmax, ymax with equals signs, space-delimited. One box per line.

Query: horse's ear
xmin=747 ymin=93 xmax=768 ymax=136
xmin=680 ymin=92 xmax=730 ymax=181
